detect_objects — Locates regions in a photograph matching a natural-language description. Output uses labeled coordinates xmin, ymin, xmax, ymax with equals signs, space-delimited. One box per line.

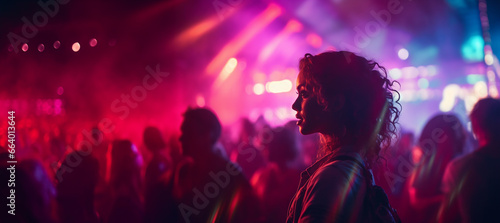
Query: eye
xmin=299 ymin=90 xmax=309 ymax=98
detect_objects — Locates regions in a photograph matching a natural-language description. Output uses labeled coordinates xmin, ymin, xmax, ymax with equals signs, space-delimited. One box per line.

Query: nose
xmin=292 ymin=96 xmax=301 ymax=112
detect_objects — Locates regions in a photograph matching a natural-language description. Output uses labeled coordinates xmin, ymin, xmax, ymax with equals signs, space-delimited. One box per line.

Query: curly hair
xmin=299 ymin=51 xmax=401 ymax=167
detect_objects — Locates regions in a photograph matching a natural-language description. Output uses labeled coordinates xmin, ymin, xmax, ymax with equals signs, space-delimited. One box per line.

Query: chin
xmin=298 ymin=125 xmax=315 ymax=135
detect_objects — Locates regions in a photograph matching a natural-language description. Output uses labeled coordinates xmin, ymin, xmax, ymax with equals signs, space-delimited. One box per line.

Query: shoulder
xmin=447 ymin=152 xmax=474 ymax=174
xmin=308 ymin=159 xmax=364 ymax=192
xmin=442 ymin=152 xmax=474 ymax=193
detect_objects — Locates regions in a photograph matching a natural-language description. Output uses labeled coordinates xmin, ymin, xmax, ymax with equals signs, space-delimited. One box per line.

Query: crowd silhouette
xmin=1 ymin=51 xmax=500 ymax=223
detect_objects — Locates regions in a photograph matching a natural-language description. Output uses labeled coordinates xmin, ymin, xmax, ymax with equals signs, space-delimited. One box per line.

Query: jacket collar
xmin=300 ymin=146 xmax=364 ymax=182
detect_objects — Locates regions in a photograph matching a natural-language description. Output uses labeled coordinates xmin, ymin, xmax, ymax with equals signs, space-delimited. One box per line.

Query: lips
xmin=296 ymin=114 xmax=303 ymax=125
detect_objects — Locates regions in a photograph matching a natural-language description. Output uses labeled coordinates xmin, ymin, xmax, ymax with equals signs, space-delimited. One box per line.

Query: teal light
xmin=466 ymin=74 xmax=486 ymax=84
xmin=446 ymin=0 xmax=467 ymax=9
xmin=418 ymin=78 xmax=429 ymax=89
xmin=461 ymin=35 xmax=484 ymax=62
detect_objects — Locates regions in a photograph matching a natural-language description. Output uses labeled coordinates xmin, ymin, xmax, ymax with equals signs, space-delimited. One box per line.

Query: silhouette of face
xmin=179 ymin=121 xmax=195 ymax=154
xmin=179 ymin=120 xmax=208 ymax=155
xmin=292 ymin=71 xmax=329 ymax=135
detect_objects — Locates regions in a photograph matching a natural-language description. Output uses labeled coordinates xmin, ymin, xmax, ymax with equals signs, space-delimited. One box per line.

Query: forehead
xmin=296 ymin=71 xmax=306 ymax=88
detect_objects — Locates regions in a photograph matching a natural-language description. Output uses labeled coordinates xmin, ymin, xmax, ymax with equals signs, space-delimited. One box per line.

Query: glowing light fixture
xmin=206 ymin=3 xmax=282 ymax=75
xmin=265 ymin=79 xmax=292 ymax=93
xmin=90 ymin=38 xmax=97 ymax=47
xmin=306 ymin=33 xmax=322 ymax=48
xmin=72 ymin=42 xmax=80 ymax=52
xmin=196 ymin=94 xmax=205 ymax=107
xmin=389 ymin=68 xmax=402 ymax=80
xmin=253 ymin=83 xmax=265 ymax=95
xmin=21 ymin=43 xmax=28 ymax=52
xmin=398 ymin=48 xmax=409 ymax=60
xmin=474 ymin=81 xmax=488 ymax=98
xmin=258 ymin=19 xmax=302 ymax=62
xmin=417 ymin=78 xmax=429 ymax=89
xmin=466 ymin=74 xmax=486 ymax=84
xmin=485 ymin=53 xmax=494 ymax=65
xmin=439 ymin=84 xmax=460 ymax=112
xmin=213 ymin=58 xmax=238 ymax=87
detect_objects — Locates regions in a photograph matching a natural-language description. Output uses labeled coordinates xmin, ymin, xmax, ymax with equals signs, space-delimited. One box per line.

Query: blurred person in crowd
xmin=287 ymin=51 xmax=401 ymax=222
xmin=171 ymin=107 xmax=259 ymax=223
xmin=439 ymin=98 xmax=500 ymax=222
xmin=108 ymin=139 xmax=144 ymax=223
xmin=230 ymin=118 xmax=266 ymax=180
xmin=372 ymin=129 xmax=414 ymax=216
xmin=85 ymin=126 xmax=112 ymax=222
xmin=251 ymin=126 xmax=301 ymax=223
xmin=405 ymin=114 xmax=466 ymax=223
xmin=0 ymin=158 xmax=56 ymax=223
xmin=143 ymin=126 xmax=170 ymax=193
xmin=142 ymin=126 xmax=172 ymax=223
xmin=56 ymin=150 xmax=100 ymax=223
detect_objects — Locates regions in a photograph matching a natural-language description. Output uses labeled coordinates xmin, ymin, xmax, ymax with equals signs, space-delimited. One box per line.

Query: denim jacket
xmin=286 ymin=147 xmax=369 ymax=223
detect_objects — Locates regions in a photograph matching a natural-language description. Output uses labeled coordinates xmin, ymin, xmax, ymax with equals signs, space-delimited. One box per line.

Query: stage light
xmin=258 ymin=19 xmax=302 ymax=62
xmin=22 ymin=43 xmax=28 ymax=52
xmin=398 ymin=48 xmax=409 ymax=60
xmin=466 ymin=74 xmax=486 ymax=84
xmin=223 ymin=58 xmax=238 ymax=74
xmin=402 ymin=66 xmax=418 ymax=79
xmin=253 ymin=83 xmax=265 ymax=95
xmin=485 ymin=53 xmax=494 ymax=65
xmin=196 ymin=94 xmax=205 ymax=107
xmin=389 ymin=68 xmax=402 ymax=80
xmin=465 ymin=95 xmax=479 ymax=113
xmin=417 ymin=66 xmax=428 ymax=77
xmin=439 ymin=84 xmax=460 ymax=112
xmin=90 ymin=38 xmax=97 ymax=47
xmin=490 ymin=85 xmax=499 ymax=98
xmin=417 ymin=78 xmax=429 ymax=89
xmin=461 ymin=35 xmax=484 ymax=62
xmin=38 ymin=44 xmax=44 ymax=52
xmin=265 ymin=79 xmax=292 ymax=93
xmin=474 ymin=81 xmax=488 ymax=98
xmin=213 ymin=58 xmax=238 ymax=87
xmin=205 ymin=3 xmax=282 ymax=75
xmin=306 ymin=33 xmax=322 ymax=48
xmin=72 ymin=42 xmax=80 ymax=52
xmin=53 ymin=41 xmax=61 ymax=49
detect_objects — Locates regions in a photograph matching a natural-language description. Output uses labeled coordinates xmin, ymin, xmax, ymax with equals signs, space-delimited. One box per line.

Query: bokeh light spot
xmin=90 ymin=38 xmax=98 ymax=47
xmin=22 ymin=43 xmax=29 ymax=52
xmin=398 ymin=48 xmax=409 ymax=60
xmin=72 ymin=42 xmax=80 ymax=52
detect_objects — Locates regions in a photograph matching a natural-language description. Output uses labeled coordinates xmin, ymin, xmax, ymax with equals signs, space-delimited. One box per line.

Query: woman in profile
xmin=287 ymin=51 xmax=400 ymax=222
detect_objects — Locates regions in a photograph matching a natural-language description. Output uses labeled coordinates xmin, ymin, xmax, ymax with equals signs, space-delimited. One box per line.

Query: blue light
xmin=461 ymin=35 xmax=484 ymax=62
